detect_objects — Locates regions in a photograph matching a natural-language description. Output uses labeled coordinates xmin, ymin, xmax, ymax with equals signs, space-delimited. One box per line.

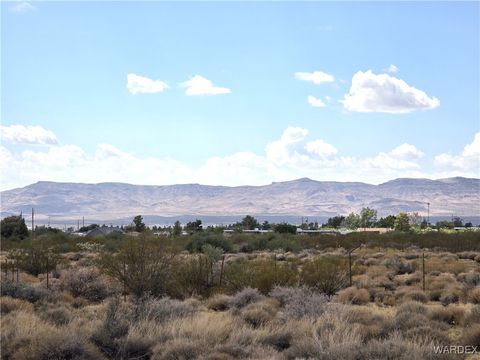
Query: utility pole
xmin=31 ymin=208 xmax=35 ymax=239
xmin=427 ymin=202 xmax=430 ymax=225
xmin=82 ymin=216 xmax=85 ymax=228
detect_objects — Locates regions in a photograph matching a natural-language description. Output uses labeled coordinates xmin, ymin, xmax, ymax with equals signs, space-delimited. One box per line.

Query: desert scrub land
xmin=1 ymin=231 xmax=480 ymax=359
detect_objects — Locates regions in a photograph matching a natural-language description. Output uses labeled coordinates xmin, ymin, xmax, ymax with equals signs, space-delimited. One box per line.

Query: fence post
xmin=422 ymin=252 xmax=426 ymax=291
xmin=4 ymin=260 xmax=8 ymax=279
xmin=219 ymin=255 xmax=225 ymax=286
xmin=349 ymin=251 xmax=352 ymax=287
xmin=46 ymin=256 xmax=49 ymax=289
xmin=16 ymin=263 xmax=19 ymax=282
xmin=123 ymin=257 xmax=127 ymax=302
xmin=11 ymin=261 xmax=15 ymax=282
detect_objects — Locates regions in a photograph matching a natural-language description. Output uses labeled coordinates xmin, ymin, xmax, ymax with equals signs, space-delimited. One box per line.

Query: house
xmin=355 ymin=227 xmax=392 ymax=234
xmin=86 ymin=226 xmax=124 ymax=237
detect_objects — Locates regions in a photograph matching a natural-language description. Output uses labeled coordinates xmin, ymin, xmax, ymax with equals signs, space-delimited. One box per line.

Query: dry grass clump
xmin=383 ymin=256 xmax=416 ymax=274
xmin=207 ymin=294 xmax=231 ymax=311
xmin=461 ymin=324 xmax=480 ymax=347
xmin=1 ymin=310 xmax=100 ymax=360
xmin=61 ymin=266 xmax=115 ymax=302
xmin=269 ymin=286 xmax=327 ymax=319
xmin=135 ymin=296 xmax=198 ymax=322
xmin=337 ymin=286 xmax=370 ymax=305
xmin=428 ymin=305 xmax=465 ymax=325
xmin=465 ymin=305 xmax=480 ymax=325
xmin=402 ymin=289 xmax=428 ymax=303
xmin=240 ymin=299 xmax=279 ymax=327
xmin=1 ymin=280 xmax=55 ymax=303
xmin=229 ymin=287 xmax=263 ymax=309
xmin=39 ymin=303 xmax=73 ymax=326
xmin=0 ymin=296 xmax=34 ymax=314
xmin=152 ymin=339 xmax=200 ymax=360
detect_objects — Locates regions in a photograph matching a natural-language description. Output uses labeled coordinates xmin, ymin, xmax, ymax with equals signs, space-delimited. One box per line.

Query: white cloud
xmin=342 ymin=70 xmax=440 ymax=113
xmin=0 ymin=125 xmax=58 ymax=145
xmin=294 ymin=71 xmax=335 ymax=84
xmin=305 ymin=140 xmax=337 ymax=158
xmin=387 ymin=64 xmax=399 ymax=73
xmin=11 ymin=2 xmax=35 ymax=12
xmin=434 ymin=133 xmax=480 ymax=175
xmin=181 ymin=75 xmax=231 ymax=96
xmin=389 ymin=143 xmax=424 ymax=160
xmin=307 ymin=95 xmax=326 ymax=108
xmin=127 ymin=73 xmax=169 ymax=95
xmin=2 ymin=127 xmax=478 ymax=191
xmin=266 ymin=127 xmax=309 ymax=165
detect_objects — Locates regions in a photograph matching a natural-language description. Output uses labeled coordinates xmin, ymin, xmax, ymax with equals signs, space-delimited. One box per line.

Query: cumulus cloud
xmin=266 ymin=127 xmax=309 ymax=165
xmin=127 ymin=73 xmax=169 ymax=95
xmin=305 ymin=140 xmax=337 ymax=158
xmin=1 ymin=125 xmax=58 ymax=145
xmin=434 ymin=133 xmax=480 ymax=174
xmin=295 ymin=71 xmax=335 ymax=84
xmin=307 ymin=95 xmax=326 ymax=108
xmin=342 ymin=70 xmax=440 ymax=113
xmin=386 ymin=64 xmax=399 ymax=73
xmin=11 ymin=2 xmax=35 ymax=12
xmin=389 ymin=143 xmax=424 ymax=160
xmin=181 ymin=75 xmax=231 ymax=96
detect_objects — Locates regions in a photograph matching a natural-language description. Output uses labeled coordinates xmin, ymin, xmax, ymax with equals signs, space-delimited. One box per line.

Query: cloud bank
xmin=2 ymin=125 xmax=478 ymax=191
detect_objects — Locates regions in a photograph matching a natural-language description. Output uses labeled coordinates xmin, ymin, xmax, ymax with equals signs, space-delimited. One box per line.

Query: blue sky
xmin=1 ymin=1 xmax=479 ymax=190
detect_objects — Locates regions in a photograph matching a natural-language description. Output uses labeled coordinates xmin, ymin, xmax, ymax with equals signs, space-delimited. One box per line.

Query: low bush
xmin=185 ymin=233 xmax=233 ymax=253
xmin=337 ymin=287 xmax=370 ymax=305
xmin=0 ymin=296 xmax=34 ymax=314
xmin=300 ymin=256 xmax=349 ymax=297
xmin=428 ymin=305 xmax=465 ymax=325
xmin=241 ymin=299 xmax=278 ymax=327
xmin=461 ymin=324 xmax=480 ymax=347
xmin=229 ymin=288 xmax=263 ymax=309
xmin=152 ymin=339 xmax=200 ymax=360
xmin=270 ymin=286 xmax=327 ymax=319
xmin=39 ymin=305 xmax=73 ymax=326
xmin=134 ymin=296 xmax=197 ymax=322
xmin=469 ymin=287 xmax=480 ymax=304
xmin=1 ymin=281 xmax=53 ymax=303
xmin=403 ymin=289 xmax=428 ymax=303
xmin=61 ymin=267 xmax=114 ymax=302
xmin=262 ymin=330 xmax=292 ymax=351
xmin=207 ymin=294 xmax=231 ymax=311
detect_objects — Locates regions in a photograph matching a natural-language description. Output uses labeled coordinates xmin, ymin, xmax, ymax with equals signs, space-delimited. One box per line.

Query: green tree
xmin=452 ymin=217 xmax=463 ymax=227
xmin=343 ymin=212 xmax=361 ymax=229
xmin=394 ymin=213 xmax=411 ymax=232
xmin=360 ymin=207 xmax=377 ymax=228
xmin=185 ymin=219 xmax=202 ymax=233
xmin=1 ymin=215 xmax=29 ymax=240
xmin=377 ymin=215 xmax=396 ymax=228
xmin=133 ymin=215 xmax=146 ymax=232
xmin=325 ymin=216 xmax=345 ymax=229
xmin=274 ymin=223 xmax=297 ymax=234
xmin=241 ymin=215 xmax=259 ymax=230
xmin=436 ymin=220 xmax=453 ymax=229
xmin=172 ymin=220 xmax=182 ymax=236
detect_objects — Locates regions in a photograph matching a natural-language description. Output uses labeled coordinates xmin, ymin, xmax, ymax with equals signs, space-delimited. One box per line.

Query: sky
xmin=1 ymin=1 xmax=479 ymax=190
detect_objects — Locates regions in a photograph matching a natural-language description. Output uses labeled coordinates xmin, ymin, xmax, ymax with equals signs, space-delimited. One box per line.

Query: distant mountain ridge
xmin=1 ymin=177 xmax=479 ymax=222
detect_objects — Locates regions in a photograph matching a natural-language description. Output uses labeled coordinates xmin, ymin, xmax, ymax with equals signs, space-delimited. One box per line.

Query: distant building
xmin=86 ymin=225 xmax=124 ymax=237
xmin=296 ymin=229 xmax=339 ymax=235
xmin=354 ymin=227 xmax=392 ymax=234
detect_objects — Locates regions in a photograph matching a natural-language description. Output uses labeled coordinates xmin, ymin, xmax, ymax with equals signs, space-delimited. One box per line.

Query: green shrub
xmin=301 ymin=256 xmax=349 ymax=297
xmin=1 ymin=281 xmax=53 ymax=303
xmin=185 ymin=233 xmax=232 ymax=253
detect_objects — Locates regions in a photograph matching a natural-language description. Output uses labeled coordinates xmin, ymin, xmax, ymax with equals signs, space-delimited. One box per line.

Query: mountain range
xmin=1 ymin=177 xmax=479 ymax=224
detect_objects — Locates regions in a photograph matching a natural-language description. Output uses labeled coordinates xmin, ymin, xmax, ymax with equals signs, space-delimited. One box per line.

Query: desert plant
xmin=300 ymin=256 xmax=348 ymax=297
xmin=61 ymin=267 xmax=114 ymax=301
xmin=229 ymin=288 xmax=263 ymax=309
xmin=98 ymin=237 xmax=176 ymax=298
xmin=337 ymin=287 xmax=370 ymax=305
